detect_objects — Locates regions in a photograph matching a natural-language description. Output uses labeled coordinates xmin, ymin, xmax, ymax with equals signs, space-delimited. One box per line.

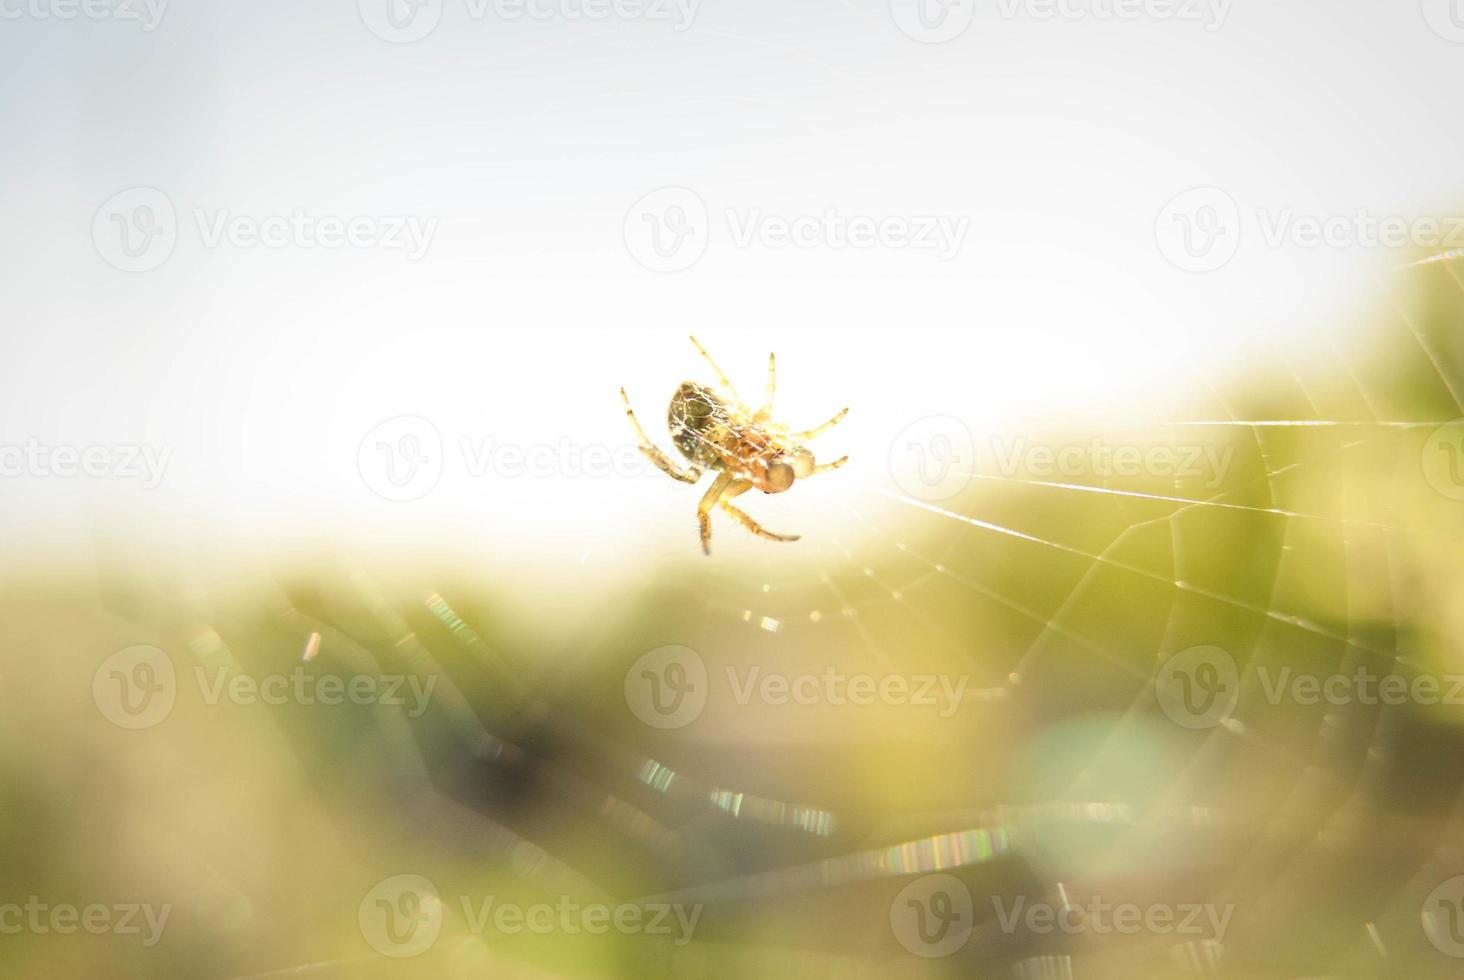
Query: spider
xmin=620 ymin=336 xmax=849 ymax=555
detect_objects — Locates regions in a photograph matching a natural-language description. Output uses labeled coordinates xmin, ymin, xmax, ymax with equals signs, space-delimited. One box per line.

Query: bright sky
xmin=1 ymin=0 xmax=1460 ymax=573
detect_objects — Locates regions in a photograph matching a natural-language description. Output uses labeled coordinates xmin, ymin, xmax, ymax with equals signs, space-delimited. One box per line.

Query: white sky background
xmin=0 ymin=0 xmax=1461 ymax=578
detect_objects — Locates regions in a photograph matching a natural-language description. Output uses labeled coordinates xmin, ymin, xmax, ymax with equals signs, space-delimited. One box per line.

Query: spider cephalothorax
xmin=621 ymin=337 xmax=848 ymax=555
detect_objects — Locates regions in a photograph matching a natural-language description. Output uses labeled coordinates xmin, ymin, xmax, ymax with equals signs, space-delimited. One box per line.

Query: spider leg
xmin=753 ymin=353 xmax=776 ymax=423
xmin=720 ymin=479 xmax=800 ymax=542
xmin=790 ymin=407 xmax=848 ymax=442
xmin=689 ymin=336 xmax=743 ymax=403
xmin=808 ymin=455 xmax=849 ymax=476
xmin=697 ymin=470 xmax=736 ymax=555
xmin=621 ymin=388 xmax=702 ymax=484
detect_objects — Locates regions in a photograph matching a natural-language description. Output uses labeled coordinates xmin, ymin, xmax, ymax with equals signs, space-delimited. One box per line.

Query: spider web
xmin=178 ymin=259 xmax=1464 ymax=980
xmin=627 ymin=262 xmax=1464 ymax=973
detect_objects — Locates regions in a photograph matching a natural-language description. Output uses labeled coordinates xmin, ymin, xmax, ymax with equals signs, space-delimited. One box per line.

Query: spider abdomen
xmin=668 ymin=382 xmax=737 ymax=469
